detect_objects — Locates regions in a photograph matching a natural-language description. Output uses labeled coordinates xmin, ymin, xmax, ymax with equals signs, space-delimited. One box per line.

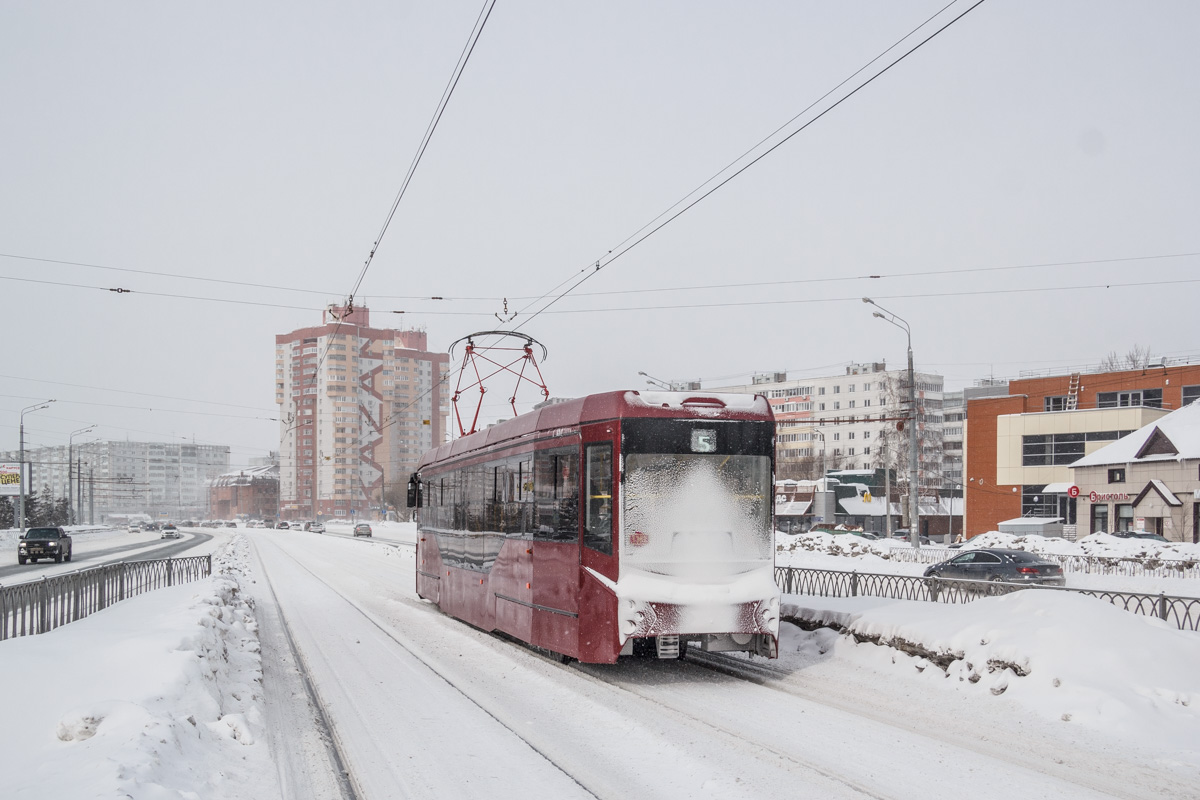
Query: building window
xmin=832 ymin=432 xmax=840 ymax=441
xmin=818 ymin=387 xmax=825 ymax=395
xmin=1182 ymin=385 xmax=1200 ymax=407
xmin=863 ymin=447 xmax=870 ymax=455
xmin=1022 ymin=485 xmax=1055 ymax=517
xmin=1108 ymin=468 xmax=1125 ymax=483
xmin=1022 ymin=434 xmax=1085 ymax=466
xmin=1044 ymin=396 xmax=1070 ymax=412
xmin=1097 ymin=389 xmax=1162 ymax=409
xmin=1091 ymin=503 xmax=1109 ymax=534
xmin=833 ymin=386 xmax=841 ymax=394
xmin=1115 ymin=503 xmax=1135 ymax=532
xmin=818 ymin=403 xmax=825 ymax=411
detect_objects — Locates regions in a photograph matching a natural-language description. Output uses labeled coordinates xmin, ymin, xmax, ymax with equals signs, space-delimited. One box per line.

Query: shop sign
xmin=1088 ymin=491 xmax=1131 ymax=502
xmin=1067 ymin=485 xmax=1080 ymax=498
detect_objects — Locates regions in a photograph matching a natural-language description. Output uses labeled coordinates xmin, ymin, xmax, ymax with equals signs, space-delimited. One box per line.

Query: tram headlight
xmin=756 ymin=596 xmax=780 ymax=632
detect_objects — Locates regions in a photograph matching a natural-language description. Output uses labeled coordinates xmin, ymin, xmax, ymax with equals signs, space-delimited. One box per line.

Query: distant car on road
xmin=289 ymin=521 xmax=304 ymax=531
xmin=160 ymin=524 xmax=181 ymax=539
xmin=18 ymin=527 xmax=73 ymax=565
xmin=225 ymin=521 xmax=238 ymax=528
xmin=924 ymin=548 xmax=1064 ymax=587
xmin=276 ymin=521 xmax=290 ymax=529
xmin=309 ymin=521 xmax=325 ymax=533
xmin=1112 ymin=531 xmax=1170 ymax=542
xmin=353 ymin=523 xmax=373 ymax=537
xmin=128 ymin=522 xmax=142 ymax=532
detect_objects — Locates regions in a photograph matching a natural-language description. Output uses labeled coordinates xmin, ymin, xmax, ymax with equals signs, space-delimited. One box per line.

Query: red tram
xmin=408 ymin=390 xmax=780 ymax=663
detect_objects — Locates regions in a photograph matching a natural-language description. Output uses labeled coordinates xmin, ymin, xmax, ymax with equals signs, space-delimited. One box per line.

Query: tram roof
xmin=418 ymin=390 xmax=771 ymax=469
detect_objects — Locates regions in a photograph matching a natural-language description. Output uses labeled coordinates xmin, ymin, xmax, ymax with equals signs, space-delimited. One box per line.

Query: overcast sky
xmin=2 ymin=1 xmax=1197 ymax=466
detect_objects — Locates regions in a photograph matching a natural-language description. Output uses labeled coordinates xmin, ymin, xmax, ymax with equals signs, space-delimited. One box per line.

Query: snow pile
xmin=964 ymin=530 xmax=1200 ymax=562
xmin=781 ymin=591 xmax=1200 ymax=762
xmin=0 ymin=535 xmax=276 ymax=800
xmin=776 ymin=530 xmax=911 ymax=561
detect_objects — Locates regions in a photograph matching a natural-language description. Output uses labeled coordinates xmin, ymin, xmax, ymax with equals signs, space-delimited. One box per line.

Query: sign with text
xmin=0 ymin=463 xmax=25 ymax=497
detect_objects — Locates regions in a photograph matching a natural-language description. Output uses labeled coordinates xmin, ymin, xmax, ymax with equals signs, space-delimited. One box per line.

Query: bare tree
xmin=1099 ymin=344 xmax=1154 ymax=371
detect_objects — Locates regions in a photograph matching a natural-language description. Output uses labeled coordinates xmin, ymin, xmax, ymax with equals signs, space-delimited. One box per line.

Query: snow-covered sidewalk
xmin=0 ymin=536 xmax=277 ymax=800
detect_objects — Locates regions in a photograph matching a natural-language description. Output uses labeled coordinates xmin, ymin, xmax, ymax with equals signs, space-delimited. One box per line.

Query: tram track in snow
xmin=244 ymin=532 xmax=1173 ymax=799
xmin=248 ymin=533 xmax=601 ymax=800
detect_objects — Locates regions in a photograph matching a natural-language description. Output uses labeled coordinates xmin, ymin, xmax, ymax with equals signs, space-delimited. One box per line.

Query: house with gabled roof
xmin=1070 ymin=400 xmax=1200 ymax=542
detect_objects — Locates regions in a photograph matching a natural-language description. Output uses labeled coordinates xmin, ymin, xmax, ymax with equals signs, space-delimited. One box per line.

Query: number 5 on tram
xmin=408 ymin=390 xmax=780 ymax=663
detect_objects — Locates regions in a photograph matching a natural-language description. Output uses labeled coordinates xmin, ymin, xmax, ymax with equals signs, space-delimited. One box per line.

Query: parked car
xmin=890 ymin=530 xmax=932 ymax=545
xmin=225 ymin=521 xmax=238 ymax=528
xmin=1112 ymin=531 xmax=1170 ymax=542
xmin=18 ymin=527 xmax=73 ymax=564
xmin=923 ymin=548 xmax=1065 ymax=587
xmin=309 ymin=521 xmax=326 ymax=533
xmin=276 ymin=521 xmax=290 ymax=529
xmin=160 ymin=524 xmax=181 ymax=539
xmin=353 ymin=523 xmax=373 ymax=537
xmin=289 ymin=521 xmax=304 ymax=531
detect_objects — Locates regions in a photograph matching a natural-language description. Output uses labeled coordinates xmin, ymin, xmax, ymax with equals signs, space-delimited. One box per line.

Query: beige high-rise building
xmin=275 ymin=306 xmax=449 ymax=521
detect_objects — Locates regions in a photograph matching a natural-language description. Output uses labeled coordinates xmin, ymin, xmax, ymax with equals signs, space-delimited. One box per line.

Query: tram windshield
xmin=622 ymin=452 xmax=772 ymax=576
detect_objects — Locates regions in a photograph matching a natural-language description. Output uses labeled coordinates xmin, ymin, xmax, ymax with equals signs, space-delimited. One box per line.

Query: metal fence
xmin=774 ymin=565 xmax=1200 ymax=632
xmin=858 ymin=545 xmax=1200 ymax=579
xmin=0 ymin=555 xmax=212 ymax=641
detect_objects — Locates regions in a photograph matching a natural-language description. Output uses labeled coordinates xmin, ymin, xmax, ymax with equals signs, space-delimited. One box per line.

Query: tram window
xmin=534 ymin=446 xmax=580 ymax=541
xmin=584 ymin=443 xmax=614 ymax=555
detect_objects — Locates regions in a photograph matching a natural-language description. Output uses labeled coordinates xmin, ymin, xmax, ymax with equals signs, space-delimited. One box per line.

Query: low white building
xmin=1070 ymin=400 xmax=1200 ymax=541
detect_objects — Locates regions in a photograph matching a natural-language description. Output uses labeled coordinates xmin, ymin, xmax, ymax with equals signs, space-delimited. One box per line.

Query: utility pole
xmin=18 ymin=400 xmax=55 ymax=533
xmin=89 ymin=467 xmax=95 ymax=524
xmin=863 ymin=298 xmax=920 ymax=547
xmin=68 ymin=425 xmax=95 ymax=525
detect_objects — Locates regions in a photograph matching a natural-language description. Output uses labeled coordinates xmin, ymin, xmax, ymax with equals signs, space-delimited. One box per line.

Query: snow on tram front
xmin=408 ymin=390 xmax=780 ymax=663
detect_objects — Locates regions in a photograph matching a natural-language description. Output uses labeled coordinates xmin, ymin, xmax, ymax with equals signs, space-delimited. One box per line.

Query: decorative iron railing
xmin=0 ymin=555 xmax=212 ymax=641
xmin=774 ymin=565 xmax=1200 ymax=632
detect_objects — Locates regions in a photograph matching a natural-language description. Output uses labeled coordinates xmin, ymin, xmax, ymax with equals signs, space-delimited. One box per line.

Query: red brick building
xmin=208 ymin=465 xmax=279 ymax=520
xmin=964 ymin=363 xmax=1200 ymax=537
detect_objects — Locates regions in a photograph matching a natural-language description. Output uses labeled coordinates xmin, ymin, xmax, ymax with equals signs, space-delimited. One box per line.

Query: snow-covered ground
xmin=1 ymin=526 xmax=1198 ymax=798
xmin=777 ymin=529 xmax=1200 ymax=595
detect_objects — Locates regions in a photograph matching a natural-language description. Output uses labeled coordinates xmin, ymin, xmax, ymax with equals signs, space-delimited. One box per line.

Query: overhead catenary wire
xmin=503 ymin=0 xmax=991 ymax=334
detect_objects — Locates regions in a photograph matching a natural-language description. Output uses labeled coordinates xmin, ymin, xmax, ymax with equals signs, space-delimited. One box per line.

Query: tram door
xmin=531 ymin=444 xmax=581 ymax=654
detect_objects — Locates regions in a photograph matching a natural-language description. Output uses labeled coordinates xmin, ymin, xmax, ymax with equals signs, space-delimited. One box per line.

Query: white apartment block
xmin=0 ymin=440 xmax=229 ymax=522
xmin=712 ymin=362 xmax=945 ymax=489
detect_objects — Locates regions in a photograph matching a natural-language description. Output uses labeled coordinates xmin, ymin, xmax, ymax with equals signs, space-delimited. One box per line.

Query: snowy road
xmin=0 ymin=528 xmax=218 ymax=584
xmin=246 ymin=530 xmax=1188 ymax=800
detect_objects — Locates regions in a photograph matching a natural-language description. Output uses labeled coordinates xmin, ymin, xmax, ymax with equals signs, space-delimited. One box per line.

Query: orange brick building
xmin=964 ymin=362 xmax=1200 ymax=537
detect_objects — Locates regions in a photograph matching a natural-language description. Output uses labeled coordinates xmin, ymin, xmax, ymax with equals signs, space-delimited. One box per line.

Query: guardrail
xmin=0 ymin=555 xmax=212 ymax=641
xmin=822 ymin=545 xmax=1200 ymax=579
xmin=774 ymin=565 xmax=1200 ymax=632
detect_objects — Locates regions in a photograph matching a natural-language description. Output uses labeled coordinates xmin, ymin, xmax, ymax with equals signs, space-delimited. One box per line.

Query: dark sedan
xmin=924 ymin=548 xmax=1065 ymax=587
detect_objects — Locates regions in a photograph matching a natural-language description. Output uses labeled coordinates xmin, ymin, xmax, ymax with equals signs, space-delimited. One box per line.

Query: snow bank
xmin=780 ymin=591 xmax=1200 ymax=766
xmin=0 ymin=535 xmax=278 ymax=800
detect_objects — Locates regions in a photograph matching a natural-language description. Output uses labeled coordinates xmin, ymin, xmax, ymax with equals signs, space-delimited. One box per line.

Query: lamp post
xmin=68 ymin=425 xmax=95 ymax=526
xmin=18 ymin=400 xmax=55 ymax=533
xmin=863 ymin=297 xmax=919 ymax=548
xmin=637 ymin=371 xmax=673 ymax=391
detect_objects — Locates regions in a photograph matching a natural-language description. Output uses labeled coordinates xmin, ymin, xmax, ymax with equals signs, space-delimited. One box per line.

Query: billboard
xmin=0 ymin=463 xmax=25 ymax=497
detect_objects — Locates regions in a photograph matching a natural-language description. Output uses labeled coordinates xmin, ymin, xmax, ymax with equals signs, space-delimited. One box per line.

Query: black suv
xmin=18 ymin=527 xmax=74 ymax=565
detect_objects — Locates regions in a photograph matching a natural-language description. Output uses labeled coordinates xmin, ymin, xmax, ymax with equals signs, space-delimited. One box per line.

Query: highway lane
xmin=0 ymin=529 xmax=217 ymax=584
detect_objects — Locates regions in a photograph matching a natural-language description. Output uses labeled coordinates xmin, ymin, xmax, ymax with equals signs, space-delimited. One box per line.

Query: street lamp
xmin=863 ymin=297 xmax=919 ymax=548
xmin=68 ymin=425 xmax=95 ymax=526
xmin=18 ymin=400 xmax=55 ymax=533
xmin=637 ymin=371 xmax=673 ymax=391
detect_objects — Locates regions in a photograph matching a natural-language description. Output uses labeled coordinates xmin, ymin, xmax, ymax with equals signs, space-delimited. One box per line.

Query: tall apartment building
xmin=0 ymin=440 xmax=229 ymax=522
xmin=276 ymin=306 xmax=450 ymax=520
xmin=711 ymin=362 xmax=945 ymax=492
xmin=941 ymin=380 xmax=1010 ymax=487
